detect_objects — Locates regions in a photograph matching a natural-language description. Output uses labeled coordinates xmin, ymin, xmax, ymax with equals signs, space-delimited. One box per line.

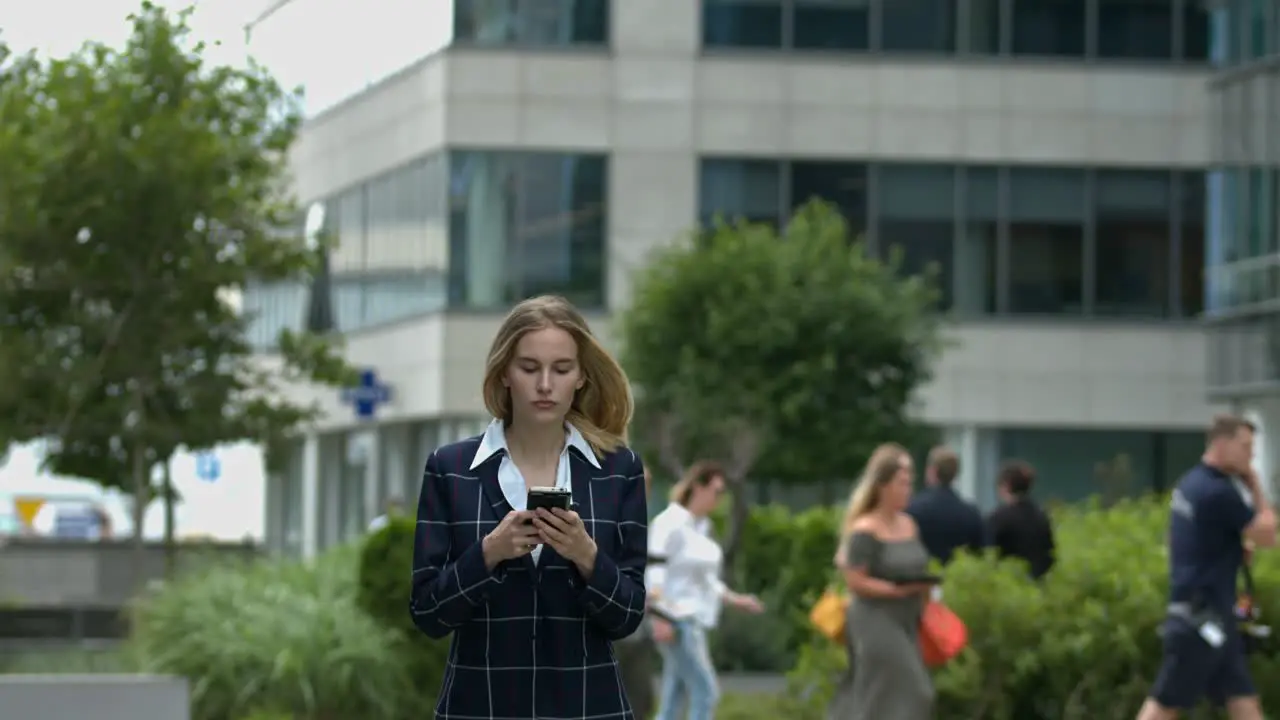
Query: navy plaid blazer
xmin=410 ymin=434 xmax=649 ymax=720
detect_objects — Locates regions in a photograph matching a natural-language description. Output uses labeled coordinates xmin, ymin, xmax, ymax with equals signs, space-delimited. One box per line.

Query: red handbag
xmin=919 ymin=600 xmax=967 ymax=667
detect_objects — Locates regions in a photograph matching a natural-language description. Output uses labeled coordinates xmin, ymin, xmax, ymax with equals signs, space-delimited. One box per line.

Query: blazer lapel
xmin=569 ymin=450 xmax=594 ymax=534
xmin=476 ymin=453 xmax=540 ymax=575
xmin=475 ymin=454 xmax=510 ymax=518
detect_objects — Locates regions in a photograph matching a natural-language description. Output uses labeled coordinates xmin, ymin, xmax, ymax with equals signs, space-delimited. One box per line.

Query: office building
xmin=1204 ymin=1 xmax=1280 ymax=499
xmin=247 ymin=0 xmax=1228 ymax=558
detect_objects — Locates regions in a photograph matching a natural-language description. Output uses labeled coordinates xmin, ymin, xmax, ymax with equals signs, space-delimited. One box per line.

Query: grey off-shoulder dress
xmin=827 ymin=532 xmax=935 ymax=720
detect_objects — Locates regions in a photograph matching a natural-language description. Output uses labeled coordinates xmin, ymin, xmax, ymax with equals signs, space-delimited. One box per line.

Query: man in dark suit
xmin=906 ymin=446 xmax=986 ymax=564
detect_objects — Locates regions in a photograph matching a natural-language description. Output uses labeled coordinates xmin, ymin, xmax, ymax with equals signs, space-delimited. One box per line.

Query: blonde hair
xmin=838 ymin=442 xmax=910 ymax=543
xmin=482 ymin=295 xmax=632 ymax=456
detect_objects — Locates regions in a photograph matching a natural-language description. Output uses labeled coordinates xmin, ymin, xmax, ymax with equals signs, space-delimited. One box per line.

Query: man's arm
xmin=1200 ymin=474 xmax=1275 ymax=549
xmin=1242 ymin=473 xmax=1277 ymax=548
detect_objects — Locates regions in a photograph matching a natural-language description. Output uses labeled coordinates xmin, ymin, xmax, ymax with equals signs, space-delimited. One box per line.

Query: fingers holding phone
xmin=482 ymin=510 xmax=541 ymax=569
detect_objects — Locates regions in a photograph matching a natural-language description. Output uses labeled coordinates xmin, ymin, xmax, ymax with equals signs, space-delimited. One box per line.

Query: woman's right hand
xmin=651 ymin=618 xmax=675 ymax=644
xmin=481 ymin=510 xmax=541 ymax=569
xmin=894 ymin=582 xmax=934 ymax=598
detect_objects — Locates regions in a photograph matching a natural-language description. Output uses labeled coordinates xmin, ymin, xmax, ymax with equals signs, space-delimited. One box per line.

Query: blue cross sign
xmin=195 ymin=453 xmax=221 ymax=483
xmin=342 ymin=368 xmax=392 ymax=420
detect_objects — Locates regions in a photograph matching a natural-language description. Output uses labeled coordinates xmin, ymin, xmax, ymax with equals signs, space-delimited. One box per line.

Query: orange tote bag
xmin=810 ymin=588 xmax=850 ymax=643
xmin=919 ymin=600 xmax=967 ymax=667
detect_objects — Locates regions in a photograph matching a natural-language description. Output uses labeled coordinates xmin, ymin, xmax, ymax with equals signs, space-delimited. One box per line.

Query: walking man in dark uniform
xmin=1138 ymin=414 xmax=1278 ymax=720
xmin=906 ymin=446 xmax=985 ymax=564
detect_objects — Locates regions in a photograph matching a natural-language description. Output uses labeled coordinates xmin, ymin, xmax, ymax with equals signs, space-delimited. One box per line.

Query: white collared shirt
xmin=469 ymin=418 xmax=601 ymax=564
xmin=646 ymin=502 xmax=726 ymax=628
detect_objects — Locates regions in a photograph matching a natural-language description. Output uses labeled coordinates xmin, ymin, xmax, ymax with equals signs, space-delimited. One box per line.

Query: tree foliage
xmin=619 ymin=201 xmax=944 ymax=494
xmin=0 ymin=3 xmax=354 ymax=535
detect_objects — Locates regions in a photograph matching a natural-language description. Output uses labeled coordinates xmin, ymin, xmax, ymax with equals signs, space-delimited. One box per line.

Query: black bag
xmin=1236 ymin=561 xmax=1272 ymax=654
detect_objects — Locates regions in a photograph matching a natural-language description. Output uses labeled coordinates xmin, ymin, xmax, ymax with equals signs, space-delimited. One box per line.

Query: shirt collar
xmin=470 ymin=418 xmax=601 ymax=470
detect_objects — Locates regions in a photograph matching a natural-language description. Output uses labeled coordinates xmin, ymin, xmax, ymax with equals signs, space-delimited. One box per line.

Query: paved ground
xmin=638 ymin=672 xmax=787 ymax=697
xmin=720 ymin=673 xmax=788 ymax=695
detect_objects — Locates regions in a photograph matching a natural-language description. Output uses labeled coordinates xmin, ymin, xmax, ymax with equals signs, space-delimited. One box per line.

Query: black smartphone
xmin=895 ymin=574 xmax=943 ymax=586
xmin=527 ymin=486 xmax=572 ymax=514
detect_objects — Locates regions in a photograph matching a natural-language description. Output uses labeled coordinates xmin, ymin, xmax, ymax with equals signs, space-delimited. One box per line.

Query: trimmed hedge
xmin=356 ymin=516 xmax=450 ymax=714
xmin=774 ymin=495 xmax=1280 ymax=720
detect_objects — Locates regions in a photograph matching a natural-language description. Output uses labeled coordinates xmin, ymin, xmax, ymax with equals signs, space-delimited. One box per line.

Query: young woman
xmin=409 ymin=295 xmax=649 ymax=720
xmin=829 ymin=443 xmax=935 ymax=720
xmin=648 ymin=461 xmax=765 ymax=720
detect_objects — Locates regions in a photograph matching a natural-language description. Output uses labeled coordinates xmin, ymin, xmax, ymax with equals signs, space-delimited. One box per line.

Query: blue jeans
xmin=654 ymin=620 xmax=718 ymax=720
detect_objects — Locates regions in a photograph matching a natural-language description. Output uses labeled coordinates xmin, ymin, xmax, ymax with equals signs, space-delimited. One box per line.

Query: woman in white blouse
xmin=648 ymin=461 xmax=765 ymax=720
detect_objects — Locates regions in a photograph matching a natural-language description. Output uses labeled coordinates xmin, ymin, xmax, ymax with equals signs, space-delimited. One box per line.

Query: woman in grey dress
xmin=828 ymin=443 xmax=936 ymax=720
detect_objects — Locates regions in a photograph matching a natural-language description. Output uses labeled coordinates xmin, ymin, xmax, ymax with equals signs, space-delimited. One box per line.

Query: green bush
xmin=129 ymin=543 xmax=414 ymax=720
xmin=778 ymin=495 xmax=1280 ymax=720
xmin=710 ymin=502 xmax=840 ymax=670
xmin=357 ymin=516 xmax=451 ymax=709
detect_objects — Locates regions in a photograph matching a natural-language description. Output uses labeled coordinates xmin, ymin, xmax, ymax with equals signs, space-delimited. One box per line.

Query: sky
xmin=0 ymin=0 xmax=267 ymax=541
xmin=0 ymin=0 xmax=258 ymax=61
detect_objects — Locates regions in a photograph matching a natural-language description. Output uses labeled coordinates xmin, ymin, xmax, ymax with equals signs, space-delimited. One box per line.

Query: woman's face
xmin=881 ymin=458 xmax=914 ymax=512
xmin=503 ymin=326 xmax=584 ymax=427
xmin=688 ymin=474 xmax=726 ymax=517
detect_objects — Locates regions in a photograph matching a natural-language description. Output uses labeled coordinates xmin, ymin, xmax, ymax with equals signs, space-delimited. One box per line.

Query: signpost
xmin=342 ymin=369 xmax=392 ymax=421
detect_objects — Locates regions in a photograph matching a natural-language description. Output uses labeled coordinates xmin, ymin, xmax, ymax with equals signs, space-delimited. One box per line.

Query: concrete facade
xmin=250 ymin=0 xmax=1233 ymax=555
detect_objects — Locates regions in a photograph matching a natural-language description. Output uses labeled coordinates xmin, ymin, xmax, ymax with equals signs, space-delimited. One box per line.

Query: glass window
xmin=877 ymin=165 xmax=956 ymax=308
xmin=1180 ymin=0 xmax=1211 ymax=60
xmin=1247 ymin=0 xmax=1269 ymax=60
xmin=1094 ymin=171 xmax=1173 ymax=317
xmin=703 ymin=0 xmax=784 ymax=48
xmin=957 ymin=167 xmax=999 ymax=315
xmin=999 ymin=429 xmax=1165 ymax=504
xmin=1008 ymin=169 xmax=1086 ymax=315
xmin=881 ymin=0 xmax=957 ymax=52
xmin=965 ymin=0 xmax=1003 ymax=53
xmin=1011 ymin=0 xmax=1086 ymax=56
xmin=1248 ymin=167 xmax=1275 ymax=258
xmin=700 ymin=159 xmax=783 ymax=227
xmin=793 ymin=0 xmax=871 ymax=50
xmin=448 ymin=151 xmax=607 ymax=310
xmin=453 ymin=0 xmax=609 ymax=45
xmin=332 ymin=188 xmax=366 ymax=273
xmin=1097 ymin=0 xmax=1174 ymax=59
xmin=789 ymin=161 xmax=869 ymax=237
xmin=244 ymin=282 xmax=307 ymax=349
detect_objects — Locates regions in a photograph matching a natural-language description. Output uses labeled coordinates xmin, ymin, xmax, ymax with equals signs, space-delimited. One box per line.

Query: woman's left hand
xmin=534 ymin=507 xmax=597 ymax=571
xmin=728 ymin=592 xmax=765 ymax=614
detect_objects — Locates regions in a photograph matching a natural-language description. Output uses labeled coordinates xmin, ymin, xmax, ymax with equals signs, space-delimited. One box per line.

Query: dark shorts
xmin=1150 ymin=616 xmax=1255 ymax=709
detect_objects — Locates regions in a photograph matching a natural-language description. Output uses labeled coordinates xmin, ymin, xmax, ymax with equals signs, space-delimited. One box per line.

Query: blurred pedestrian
xmin=649 ymin=461 xmax=764 ymax=720
xmin=905 ymin=446 xmax=984 ymax=564
xmin=367 ymin=496 xmax=404 ymax=533
xmin=829 ymin=443 xmax=935 ymax=720
xmin=985 ymin=460 xmax=1055 ymax=579
xmin=1138 ymin=414 xmax=1277 ymax=720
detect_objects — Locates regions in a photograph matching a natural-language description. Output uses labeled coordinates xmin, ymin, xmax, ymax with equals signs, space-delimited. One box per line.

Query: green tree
xmin=0 ymin=3 xmax=354 ymax=552
xmin=617 ymin=201 xmax=943 ymax=571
